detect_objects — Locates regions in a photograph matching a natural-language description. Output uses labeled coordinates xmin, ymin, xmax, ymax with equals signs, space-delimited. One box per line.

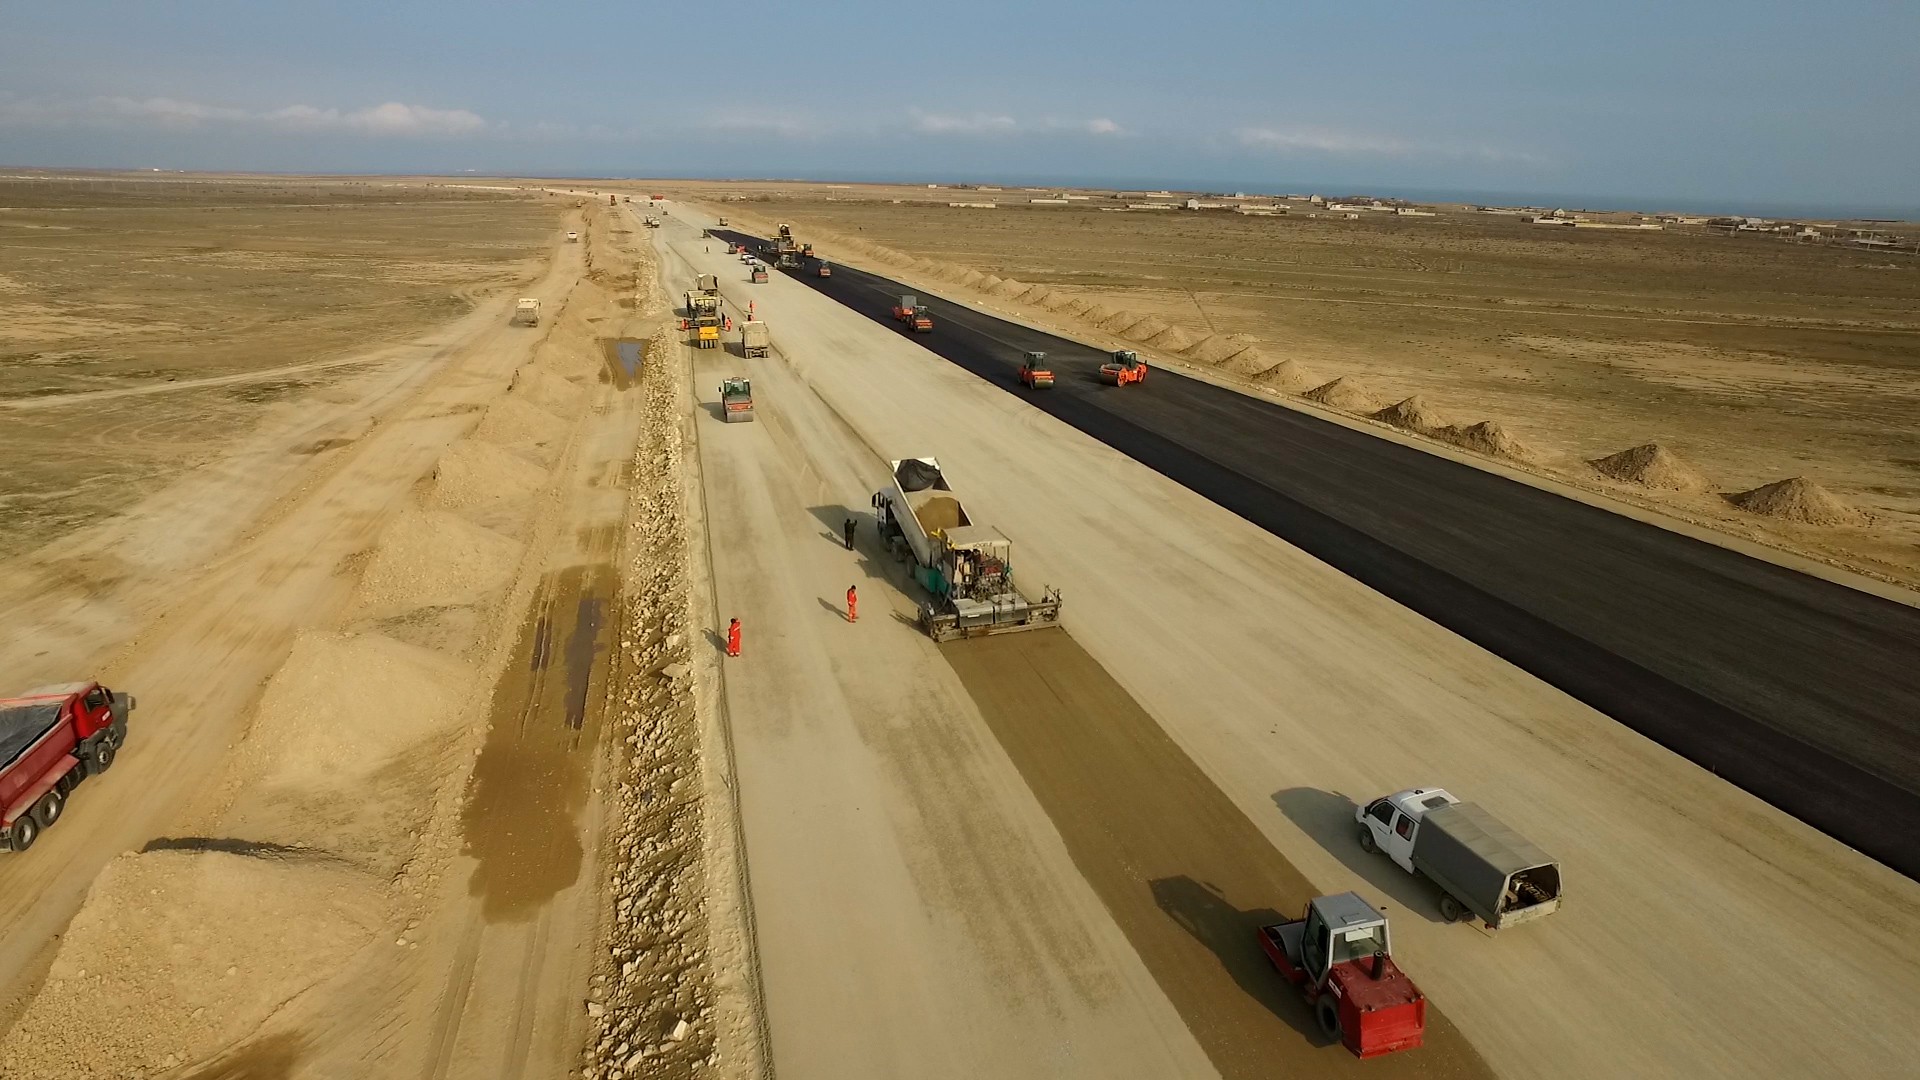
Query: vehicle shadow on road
xmin=1148 ymin=875 xmax=1331 ymax=1047
xmin=698 ymin=401 xmax=731 ymax=423
xmin=1271 ymin=787 xmax=1446 ymax=924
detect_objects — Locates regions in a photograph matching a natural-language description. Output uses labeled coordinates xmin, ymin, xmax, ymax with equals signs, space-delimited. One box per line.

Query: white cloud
xmin=263 ymin=102 xmax=485 ymax=136
xmin=911 ymin=109 xmax=1020 ymax=136
xmin=0 ymin=94 xmax=488 ymax=138
xmin=1086 ymin=117 xmax=1124 ymax=136
xmin=703 ymin=109 xmax=825 ymax=139
xmin=1236 ymin=125 xmax=1544 ymax=165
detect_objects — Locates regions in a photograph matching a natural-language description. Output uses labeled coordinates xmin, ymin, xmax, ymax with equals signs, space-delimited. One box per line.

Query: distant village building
xmin=947 ymin=202 xmax=998 ymax=209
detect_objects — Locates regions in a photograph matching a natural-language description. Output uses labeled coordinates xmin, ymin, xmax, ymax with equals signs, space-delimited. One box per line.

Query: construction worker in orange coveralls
xmin=846 ymin=586 xmax=858 ymax=624
xmin=726 ymin=618 xmax=741 ymax=657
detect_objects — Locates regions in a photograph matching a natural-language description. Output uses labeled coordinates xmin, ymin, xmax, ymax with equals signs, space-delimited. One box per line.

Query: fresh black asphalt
xmin=720 ymin=229 xmax=1920 ymax=879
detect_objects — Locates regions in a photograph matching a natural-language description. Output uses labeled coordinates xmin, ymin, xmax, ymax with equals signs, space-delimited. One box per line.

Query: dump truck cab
xmin=2 ymin=681 xmax=134 ymax=853
xmin=1258 ymin=892 xmax=1426 ymax=1058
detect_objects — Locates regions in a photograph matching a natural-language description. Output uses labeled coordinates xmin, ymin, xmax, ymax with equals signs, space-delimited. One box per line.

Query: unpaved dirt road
xmin=0 ymin=197 xmax=691 ymax=1079
xmin=661 ymin=224 xmax=1219 ymax=1078
xmin=660 ymin=201 xmax=1920 ymax=1080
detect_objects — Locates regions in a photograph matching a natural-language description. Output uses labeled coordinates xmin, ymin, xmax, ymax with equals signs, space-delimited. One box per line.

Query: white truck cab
xmin=1358 ymin=788 xmax=1459 ymax=872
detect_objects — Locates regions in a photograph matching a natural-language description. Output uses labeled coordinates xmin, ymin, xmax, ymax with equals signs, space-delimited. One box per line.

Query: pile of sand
xmin=1148 ymin=325 xmax=1195 ymax=352
xmin=979 ymin=274 xmax=1007 ymax=294
xmin=1099 ymin=309 xmax=1144 ymax=333
xmin=351 ymin=508 xmax=520 ymax=618
xmin=958 ymin=269 xmax=986 ymax=287
xmin=1120 ymin=315 xmax=1171 ymax=342
xmin=990 ymin=278 xmax=1029 ymax=299
xmin=246 ymin=629 xmax=475 ymax=788
xmin=1043 ymin=291 xmax=1081 ymax=312
xmin=1017 ymin=285 xmax=1054 ymax=305
xmin=1589 ymin=443 xmax=1712 ymax=492
xmin=1251 ymin=359 xmax=1324 ymax=392
xmin=512 ymin=364 xmax=587 ymax=413
xmin=472 ymin=396 xmax=567 ymax=465
xmin=426 ymin=439 xmax=549 ymax=513
xmin=0 ymin=849 xmax=380 ymax=1080
xmin=1438 ymin=421 xmax=1540 ymax=463
xmin=1304 ymin=377 xmax=1387 ymax=413
xmin=1724 ymin=477 xmax=1868 ymax=526
xmin=1188 ymin=334 xmax=1259 ymax=364
xmin=1218 ymin=346 xmax=1273 ymax=377
xmin=1372 ymin=395 xmax=1451 ymax=433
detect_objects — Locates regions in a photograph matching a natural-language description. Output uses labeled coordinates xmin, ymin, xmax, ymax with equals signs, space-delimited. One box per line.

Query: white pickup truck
xmin=1357 ymin=788 xmax=1562 ymax=929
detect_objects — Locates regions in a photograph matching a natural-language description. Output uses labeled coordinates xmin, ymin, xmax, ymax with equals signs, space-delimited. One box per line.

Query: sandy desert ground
xmin=648 ymin=179 xmax=1920 ymax=589
xmin=0 ymin=179 xmax=555 ymax=559
xmin=2 ymin=173 xmax=1916 ymax=1080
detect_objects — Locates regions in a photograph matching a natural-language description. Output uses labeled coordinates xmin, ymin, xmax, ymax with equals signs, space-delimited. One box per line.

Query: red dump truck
xmin=1 ymin=681 xmax=133 ymax=852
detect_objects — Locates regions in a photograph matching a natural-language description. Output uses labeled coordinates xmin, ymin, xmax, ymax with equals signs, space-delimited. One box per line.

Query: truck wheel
xmin=1315 ymin=995 xmax=1343 ymax=1042
xmin=32 ymin=790 xmax=64 ymax=830
xmin=1438 ymin=894 xmax=1466 ymax=923
xmin=90 ymin=739 xmax=118 ymax=776
xmin=7 ymin=816 xmax=38 ymax=852
xmin=1357 ymin=827 xmax=1379 ymax=854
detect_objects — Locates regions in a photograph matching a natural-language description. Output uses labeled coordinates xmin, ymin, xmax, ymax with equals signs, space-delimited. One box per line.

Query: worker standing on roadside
xmin=748 ymin=300 xmax=755 ymax=319
xmin=843 ymin=518 xmax=856 ymax=550
xmin=726 ymin=618 xmax=742 ymax=657
xmin=846 ymin=586 xmax=858 ymax=624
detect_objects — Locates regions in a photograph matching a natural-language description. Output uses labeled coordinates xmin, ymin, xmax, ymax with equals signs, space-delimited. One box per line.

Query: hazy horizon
xmin=5 ymin=1 xmax=1915 ymax=220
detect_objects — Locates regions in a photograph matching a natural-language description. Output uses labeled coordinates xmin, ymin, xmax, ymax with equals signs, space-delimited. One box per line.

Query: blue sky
xmin=2 ymin=0 xmax=1915 ymax=215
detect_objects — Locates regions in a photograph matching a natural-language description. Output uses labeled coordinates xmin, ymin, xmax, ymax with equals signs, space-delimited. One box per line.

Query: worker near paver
xmin=843 ymin=518 xmax=856 ymax=550
xmin=726 ymin=618 xmax=742 ymax=657
xmin=846 ymin=586 xmax=858 ymax=623
xmin=748 ymin=300 xmax=755 ymax=319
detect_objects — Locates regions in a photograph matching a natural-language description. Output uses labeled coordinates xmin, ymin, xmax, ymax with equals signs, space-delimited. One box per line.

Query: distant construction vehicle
xmin=817 ymin=262 xmax=833 ymax=278
xmin=1019 ymin=351 xmax=1054 ymax=389
xmin=872 ymin=457 xmax=1062 ymax=641
xmin=740 ymin=321 xmax=770 ymax=358
xmin=683 ymin=274 xmax=723 ymax=349
xmin=609 ymin=194 xmax=617 ymax=206
xmin=1099 ymin=349 xmax=1147 ymax=385
xmin=718 ymin=377 xmax=754 ymax=422
xmin=566 ymin=230 xmax=579 ymax=243
xmin=1357 ymin=788 xmax=1562 ymax=929
xmin=750 ymin=264 xmax=769 ymax=284
xmin=892 ymin=294 xmax=934 ymax=333
xmin=771 ymin=223 xmax=803 ymax=269
xmin=513 ymin=298 xmax=542 ymax=326
xmin=717 ymin=217 xmax=728 ymax=226
xmin=1258 ymin=892 xmax=1426 ymax=1058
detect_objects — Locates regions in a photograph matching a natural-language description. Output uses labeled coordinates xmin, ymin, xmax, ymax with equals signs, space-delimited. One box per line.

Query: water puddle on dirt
xmin=603 ymin=338 xmax=648 ymax=389
xmin=460 ymin=563 xmax=616 ymax=921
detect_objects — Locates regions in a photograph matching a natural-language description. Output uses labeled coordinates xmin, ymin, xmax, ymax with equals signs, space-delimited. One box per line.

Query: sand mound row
xmin=989 ymin=278 xmax=1029 ymax=298
xmin=1250 ymin=359 xmax=1324 ymax=392
xmin=511 ymin=364 xmax=586 ymax=414
xmin=472 ymin=395 xmax=567 ymax=465
xmin=248 ymin=629 xmax=475 ymax=787
xmin=1304 ymin=377 xmax=1386 ymax=413
xmin=427 ymin=439 xmax=549 ymax=513
xmin=1121 ymin=315 xmax=1171 ymax=342
xmin=1372 ymin=396 xmax=1452 ymax=433
xmin=0 ymin=849 xmax=380 ymax=1080
xmin=1589 ymin=443 xmax=1712 ymax=492
xmin=1437 ymin=421 xmax=1539 ymax=463
xmin=1217 ymin=346 xmax=1274 ymax=377
xmin=352 ymin=509 xmax=520 ymax=619
xmin=1725 ymin=477 xmax=1867 ymax=526
xmin=1187 ymin=334 xmax=1259 ymax=364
